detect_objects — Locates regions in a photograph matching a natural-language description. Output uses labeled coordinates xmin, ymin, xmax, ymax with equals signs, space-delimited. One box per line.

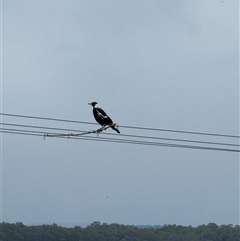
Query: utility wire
xmin=1 ymin=112 xmax=239 ymax=152
xmin=1 ymin=122 xmax=239 ymax=148
xmin=0 ymin=0 xmax=3 ymax=225
xmin=1 ymin=127 xmax=239 ymax=153
xmin=1 ymin=112 xmax=240 ymax=139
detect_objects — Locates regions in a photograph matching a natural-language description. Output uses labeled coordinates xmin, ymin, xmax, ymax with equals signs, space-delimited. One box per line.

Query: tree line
xmin=0 ymin=221 xmax=239 ymax=241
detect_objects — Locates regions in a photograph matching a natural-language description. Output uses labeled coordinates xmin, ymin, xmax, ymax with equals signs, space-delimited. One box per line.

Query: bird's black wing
xmin=93 ymin=107 xmax=113 ymax=125
xmin=96 ymin=107 xmax=108 ymax=117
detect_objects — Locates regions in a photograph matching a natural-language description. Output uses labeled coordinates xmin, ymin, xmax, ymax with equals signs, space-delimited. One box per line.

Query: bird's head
xmin=88 ymin=102 xmax=98 ymax=108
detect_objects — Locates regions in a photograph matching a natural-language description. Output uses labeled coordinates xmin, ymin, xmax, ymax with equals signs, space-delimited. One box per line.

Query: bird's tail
xmin=111 ymin=124 xmax=120 ymax=133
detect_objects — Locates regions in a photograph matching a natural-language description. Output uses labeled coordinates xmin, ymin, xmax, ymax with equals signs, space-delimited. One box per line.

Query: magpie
xmin=88 ymin=102 xmax=120 ymax=133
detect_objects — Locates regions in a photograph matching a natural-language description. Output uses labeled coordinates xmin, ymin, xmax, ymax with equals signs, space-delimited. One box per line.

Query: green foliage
xmin=0 ymin=222 xmax=239 ymax=241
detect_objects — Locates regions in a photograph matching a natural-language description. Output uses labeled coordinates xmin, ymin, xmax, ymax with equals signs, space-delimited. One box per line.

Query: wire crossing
xmin=0 ymin=112 xmax=239 ymax=153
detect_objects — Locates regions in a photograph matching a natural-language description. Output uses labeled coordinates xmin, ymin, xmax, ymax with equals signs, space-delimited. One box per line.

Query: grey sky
xmin=1 ymin=0 xmax=239 ymax=226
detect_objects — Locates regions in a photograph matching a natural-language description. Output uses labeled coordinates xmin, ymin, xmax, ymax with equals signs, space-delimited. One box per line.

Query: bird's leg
xmin=96 ymin=124 xmax=112 ymax=134
xmin=97 ymin=125 xmax=106 ymax=133
xmin=102 ymin=125 xmax=111 ymax=131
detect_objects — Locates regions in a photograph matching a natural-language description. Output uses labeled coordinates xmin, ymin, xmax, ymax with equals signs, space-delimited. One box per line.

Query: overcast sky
xmin=1 ymin=0 xmax=239 ymax=226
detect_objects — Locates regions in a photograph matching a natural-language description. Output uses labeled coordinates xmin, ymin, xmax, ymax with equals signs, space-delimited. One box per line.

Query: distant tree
xmin=0 ymin=221 xmax=239 ymax=241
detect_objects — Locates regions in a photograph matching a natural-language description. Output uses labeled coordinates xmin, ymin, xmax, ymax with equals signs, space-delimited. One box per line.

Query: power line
xmin=0 ymin=113 xmax=95 ymax=125
xmin=1 ymin=127 xmax=239 ymax=153
xmin=0 ymin=0 xmax=3 ymax=225
xmin=1 ymin=122 xmax=239 ymax=148
xmin=1 ymin=112 xmax=239 ymax=139
xmin=1 ymin=112 xmax=239 ymax=152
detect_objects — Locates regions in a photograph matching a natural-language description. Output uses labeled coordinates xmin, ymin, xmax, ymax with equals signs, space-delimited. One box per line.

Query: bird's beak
xmin=88 ymin=103 xmax=91 ymax=105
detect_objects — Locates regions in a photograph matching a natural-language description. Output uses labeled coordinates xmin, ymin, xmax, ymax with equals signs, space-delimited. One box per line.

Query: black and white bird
xmin=88 ymin=102 xmax=120 ymax=133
